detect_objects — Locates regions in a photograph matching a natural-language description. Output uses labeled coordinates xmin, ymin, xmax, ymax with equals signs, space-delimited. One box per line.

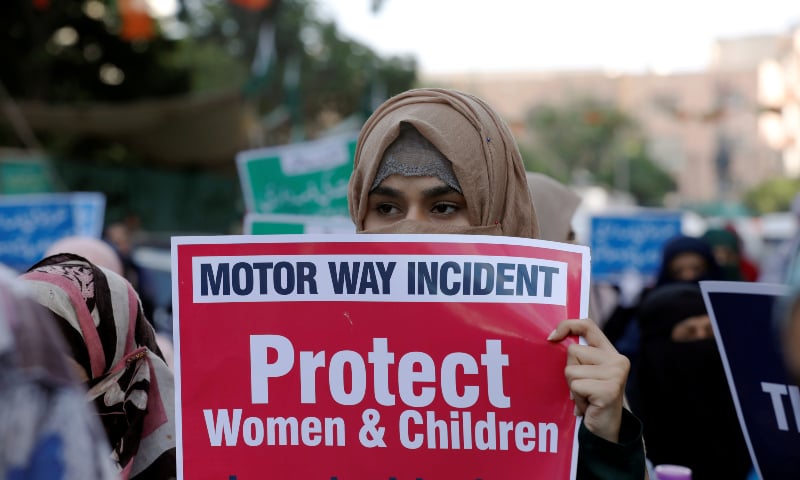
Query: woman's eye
xmin=376 ymin=203 xmax=398 ymax=215
xmin=432 ymin=203 xmax=458 ymax=215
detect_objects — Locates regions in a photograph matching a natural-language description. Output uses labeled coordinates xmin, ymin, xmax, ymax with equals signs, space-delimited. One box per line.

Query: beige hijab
xmin=349 ymin=88 xmax=538 ymax=239
xmin=526 ymin=172 xmax=581 ymax=242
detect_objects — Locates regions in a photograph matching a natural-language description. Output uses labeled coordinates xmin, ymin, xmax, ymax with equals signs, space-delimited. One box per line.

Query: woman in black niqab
xmin=634 ymin=282 xmax=751 ymax=479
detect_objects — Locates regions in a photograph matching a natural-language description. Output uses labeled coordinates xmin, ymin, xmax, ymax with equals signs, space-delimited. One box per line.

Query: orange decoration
xmin=583 ymin=110 xmax=604 ymax=125
xmin=228 ymin=0 xmax=273 ymax=11
xmin=119 ymin=0 xmax=154 ymax=41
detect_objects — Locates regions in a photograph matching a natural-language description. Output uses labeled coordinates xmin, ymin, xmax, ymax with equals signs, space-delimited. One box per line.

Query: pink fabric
xmin=21 ymin=270 xmax=106 ymax=377
xmin=125 ymin=283 xmax=138 ymax=353
xmin=20 ymin=254 xmax=176 ymax=478
xmin=142 ymin=357 xmax=168 ymax=437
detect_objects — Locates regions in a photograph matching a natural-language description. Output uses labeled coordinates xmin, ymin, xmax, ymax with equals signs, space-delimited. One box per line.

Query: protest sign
xmin=0 ymin=192 xmax=105 ymax=272
xmin=172 ymin=234 xmax=589 ymax=479
xmin=700 ymin=281 xmax=800 ymax=480
xmin=589 ymin=209 xmax=682 ymax=284
xmin=0 ymin=153 xmax=56 ymax=194
xmin=243 ymin=213 xmax=355 ymax=235
xmin=237 ymin=133 xmax=357 ymax=216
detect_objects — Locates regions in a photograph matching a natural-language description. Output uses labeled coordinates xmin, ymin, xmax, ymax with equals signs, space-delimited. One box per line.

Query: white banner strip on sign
xmin=192 ymin=254 xmax=568 ymax=305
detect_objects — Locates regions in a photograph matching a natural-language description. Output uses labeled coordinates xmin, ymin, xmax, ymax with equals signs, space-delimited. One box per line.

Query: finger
xmin=573 ymin=396 xmax=589 ymax=416
xmin=566 ymin=368 xmax=627 ymax=408
xmin=566 ymin=344 xmax=630 ymax=370
xmin=565 ymin=364 xmax=628 ymax=384
xmin=547 ymin=318 xmax=614 ymax=350
xmin=570 ymin=387 xmax=590 ymax=415
xmin=566 ymin=344 xmax=606 ymax=365
xmin=568 ymin=379 xmax=623 ymax=409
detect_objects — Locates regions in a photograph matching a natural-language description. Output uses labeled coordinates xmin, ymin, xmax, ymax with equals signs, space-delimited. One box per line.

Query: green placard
xmin=243 ymin=213 xmax=355 ymax=235
xmin=250 ymin=222 xmax=306 ymax=235
xmin=237 ymin=133 xmax=357 ymax=216
xmin=0 ymin=156 xmax=56 ymax=194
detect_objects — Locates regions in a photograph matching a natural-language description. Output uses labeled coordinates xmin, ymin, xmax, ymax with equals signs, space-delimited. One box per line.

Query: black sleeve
xmin=577 ymin=408 xmax=646 ymax=480
xmin=602 ymin=304 xmax=637 ymax=346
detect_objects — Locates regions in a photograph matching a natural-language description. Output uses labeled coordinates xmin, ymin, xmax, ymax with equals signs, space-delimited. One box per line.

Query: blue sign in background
xmin=589 ymin=211 xmax=682 ymax=283
xmin=0 ymin=192 xmax=105 ymax=273
xmin=703 ymin=283 xmax=800 ymax=480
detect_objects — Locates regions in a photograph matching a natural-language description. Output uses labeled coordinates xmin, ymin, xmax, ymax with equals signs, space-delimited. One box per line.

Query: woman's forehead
xmin=371 ymin=175 xmax=461 ymax=196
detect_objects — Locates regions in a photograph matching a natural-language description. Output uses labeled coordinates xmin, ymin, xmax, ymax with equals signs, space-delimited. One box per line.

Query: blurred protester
xmin=652 ymin=235 xmax=722 ymax=287
xmin=632 ymin=282 xmax=751 ymax=480
xmin=19 ymin=254 xmax=176 ymax=479
xmin=45 ymin=236 xmax=124 ymax=276
xmin=104 ymin=221 xmax=138 ymax=285
xmin=349 ymin=87 xmax=645 ymax=479
xmin=525 ymin=172 xmax=617 ymax=328
xmin=44 ymin=236 xmax=175 ymax=369
xmin=0 ymin=265 xmax=116 ymax=479
xmin=759 ymin=192 xmax=800 ymax=285
xmin=526 ymin=172 xmax=580 ymax=243
xmin=701 ymin=227 xmax=745 ymax=281
xmin=104 ymin=220 xmax=155 ymax=322
xmin=604 ymin=234 xmax=723 ymax=348
xmin=603 ymin=234 xmax=725 ymax=416
xmin=724 ymin=223 xmax=760 ymax=281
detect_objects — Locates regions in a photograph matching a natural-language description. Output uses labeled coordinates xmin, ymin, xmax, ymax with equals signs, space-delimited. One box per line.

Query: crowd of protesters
xmin=1 ymin=88 xmax=799 ymax=479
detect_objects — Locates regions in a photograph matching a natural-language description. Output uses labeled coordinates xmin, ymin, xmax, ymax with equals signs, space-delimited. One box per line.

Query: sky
xmin=315 ymin=0 xmax=800 ymax=74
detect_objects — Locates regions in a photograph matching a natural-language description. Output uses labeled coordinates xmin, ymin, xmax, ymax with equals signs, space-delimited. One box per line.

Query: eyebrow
xmin=421 ymin=184 xmax=460 ymax=198
xmin=370 ymin=184 xmax=460 ymax=199
xmin=370 ymin=185 xmax=403 ymax=198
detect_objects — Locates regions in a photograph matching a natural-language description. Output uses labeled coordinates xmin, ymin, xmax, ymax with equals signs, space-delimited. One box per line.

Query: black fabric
xmin=633 ymin=283 xmax=751 ymax=480
xmin=605 ymin=236 xmax=722 ymax=346
xmin=636 ymin=282 xmax=707 ymax=341
xmin=654 ymin=235 xmax=722 ymax=287
xmin=577 ymin=408 xmax=645 ymax=480
xmin=602 ymin=302 xmax=636 ymax=347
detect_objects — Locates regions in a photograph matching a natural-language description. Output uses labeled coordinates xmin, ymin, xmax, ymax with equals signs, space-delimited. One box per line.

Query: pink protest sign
xmin=172 ymin=234 xmax=590 ymax=479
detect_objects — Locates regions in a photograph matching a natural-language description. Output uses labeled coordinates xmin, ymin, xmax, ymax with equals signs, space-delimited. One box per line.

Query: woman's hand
xmin=547 ymin=318 xmax=630 ymax=443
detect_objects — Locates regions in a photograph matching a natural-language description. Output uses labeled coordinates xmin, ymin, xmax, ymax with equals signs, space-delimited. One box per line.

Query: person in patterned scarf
xmin=0 ymin=264 xmax=117 ymax=479
xmin=19 ymin=253 xmax=176 ymax=479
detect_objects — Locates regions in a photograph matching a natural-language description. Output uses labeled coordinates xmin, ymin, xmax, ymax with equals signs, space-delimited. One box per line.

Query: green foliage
xmin=56 ymin=156 xmax=244 ymax=233
xmin=0 ymin=0 xmax=416 ymax=134
xmin=0 ymin=0 xmax=417 ymax=233
xmin=526 ymin=98 xmax=631 ymax=173
xmin=519 ymin=145 xmax=569 ymax=184
xmin=744 ymin=176 xmax=800 ymax=214
xmin=523 ymin=98 xmax=675 ymax=205
xmin=52 ymin=141 xmax=243 ymax=233
xmin=0 ymin=0 xmax=191 ymax=102
xmin=170 ymin=39 xmax=249 ymax=93
xmin=251 ymin=0 xmax=416 ymax=139
xmin=180 ymin=0 xmax=416 ymax=139
xmin=595 ymin=143 xmax=677 ymax=206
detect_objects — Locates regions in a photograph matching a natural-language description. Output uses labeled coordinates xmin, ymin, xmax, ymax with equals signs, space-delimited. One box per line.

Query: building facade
xmin=422 ymin=34 xmax=794 ymax=205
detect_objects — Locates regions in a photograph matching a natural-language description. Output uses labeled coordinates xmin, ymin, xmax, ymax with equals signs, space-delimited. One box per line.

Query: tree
xmin=522 ymin=98 xmax=675 ymax=206
xmin=744 ymin=176 xmax=800 ymax=214
xmin=0 ymin=0 xmax=417 ymax=232
xmin=175 ymin=0 xmax=416 ymax=142
xmin=0 ymin=0 xmax=416 ymax=139
xmin=0 ymin=0 xmax=190 ymax=103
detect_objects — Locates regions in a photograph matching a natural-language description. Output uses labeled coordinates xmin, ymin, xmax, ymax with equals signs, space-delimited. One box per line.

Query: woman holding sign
xmin=348 ymin=88 xmax=644 ymax=479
